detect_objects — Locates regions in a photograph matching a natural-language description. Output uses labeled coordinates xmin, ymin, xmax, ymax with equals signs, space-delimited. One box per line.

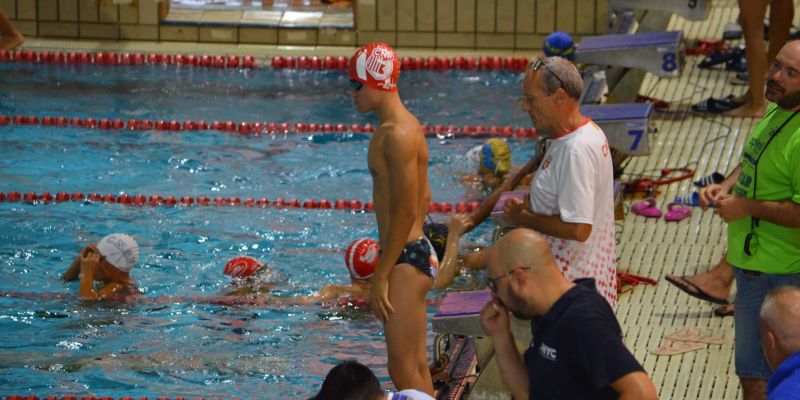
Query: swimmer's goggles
xmin=349 ymin=79 xmax=364 ymax=92
xmin=481 ymin=144 xmax=497 ymax=172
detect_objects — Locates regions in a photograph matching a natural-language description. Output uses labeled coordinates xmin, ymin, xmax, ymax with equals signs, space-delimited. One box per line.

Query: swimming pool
xmin=0 ymin=60 xmax=536 ymax=398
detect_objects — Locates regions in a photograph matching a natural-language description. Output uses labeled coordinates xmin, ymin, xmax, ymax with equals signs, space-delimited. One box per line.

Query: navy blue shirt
xmin=524 ymin=279 xmax=644 ymax=399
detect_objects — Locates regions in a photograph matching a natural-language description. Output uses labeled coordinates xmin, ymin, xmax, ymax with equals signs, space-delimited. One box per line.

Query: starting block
xmin=576 ymin=30 xmax=684 ymax=78
xmin=432 ymin=290 xmax=492 ymax=337
xmin=610 ymin=0 xmax=710 ymax=21
xmin=582 ymin=102 xmax=654 ymax=156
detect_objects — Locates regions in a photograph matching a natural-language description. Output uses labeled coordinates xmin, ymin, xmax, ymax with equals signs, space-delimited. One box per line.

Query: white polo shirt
xmin=529 ymin=119 xmax=618 ymax=305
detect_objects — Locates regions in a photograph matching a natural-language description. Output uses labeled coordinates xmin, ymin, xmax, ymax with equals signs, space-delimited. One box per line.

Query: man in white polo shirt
xmin=502 ymin=56 xmax=618 ymax=305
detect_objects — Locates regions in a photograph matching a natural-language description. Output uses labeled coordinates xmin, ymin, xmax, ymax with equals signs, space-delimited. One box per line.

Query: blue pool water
xmin=0 ymin=62 xmax=536 ymax=398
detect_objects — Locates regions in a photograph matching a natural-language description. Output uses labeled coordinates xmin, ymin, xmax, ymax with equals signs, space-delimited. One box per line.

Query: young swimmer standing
xmin=348 ymin=43 xmax=437 ymax=395
xmin=62 ymin=233 xmax=140 ymax=301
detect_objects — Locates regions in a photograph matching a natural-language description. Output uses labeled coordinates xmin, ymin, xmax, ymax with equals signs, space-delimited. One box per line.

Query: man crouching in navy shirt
xmin=480 ymin=228 xmax=657 ymax=399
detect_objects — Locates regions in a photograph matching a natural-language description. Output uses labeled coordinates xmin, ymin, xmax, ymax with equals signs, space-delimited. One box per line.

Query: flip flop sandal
xmin=664 ymin=275 xmax=729 ymax=305
xmin=631 ymin=198 xmax=662 ymax=218
xmin=714 ymin=303 xmax=735 ymax=317
xmin=665 ymin=327 xmax=728 ymax=345
xmin=650 ymin=339 xmax=706 ymax=356
xmin=664 ymin=202 xmax=692 ymax=222
xmin=691 ymin=97 xmax=739 ymax=113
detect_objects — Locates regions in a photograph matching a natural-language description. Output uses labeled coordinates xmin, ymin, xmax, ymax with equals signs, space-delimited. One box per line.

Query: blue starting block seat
xmin=611 ymin=0 xmax=710 ymax=21
xmin=582 ymin=102 xmax=654 ymax=156
xmin=576 ymin=30 xmax=684 ymax=78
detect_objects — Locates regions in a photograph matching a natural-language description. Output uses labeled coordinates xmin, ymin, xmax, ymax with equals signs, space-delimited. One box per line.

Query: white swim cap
xmin=97 ymin=233 xmax=139 ymax=273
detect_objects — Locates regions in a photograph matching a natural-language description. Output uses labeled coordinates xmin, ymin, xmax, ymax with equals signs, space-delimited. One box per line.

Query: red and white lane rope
xmin=0 ymin=115 xmax=538 ymax=138
xmin=0 ymin=191 xmax=480 ymax=215
xmin=0 ymin=49 xmax=530 ymax=72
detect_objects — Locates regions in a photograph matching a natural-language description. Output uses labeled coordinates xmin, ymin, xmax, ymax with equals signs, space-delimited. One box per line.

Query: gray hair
xmin=760 ymin=285 xmax=800 ymax=347
xmin=526 ymin=57 xmax=582 ymax=101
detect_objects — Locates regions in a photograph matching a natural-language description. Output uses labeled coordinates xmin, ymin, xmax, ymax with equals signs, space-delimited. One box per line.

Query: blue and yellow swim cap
xmin=480 ymin=138 xmax=511 ymax=177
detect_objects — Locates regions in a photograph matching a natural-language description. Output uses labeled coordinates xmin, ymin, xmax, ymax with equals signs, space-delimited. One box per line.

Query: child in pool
xmin=62 ymin=233 xmax=140 ymax=300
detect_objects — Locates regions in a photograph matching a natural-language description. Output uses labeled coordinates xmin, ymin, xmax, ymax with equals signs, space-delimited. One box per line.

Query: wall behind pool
xmin=2 ymin=0 xmax=608 ymax=50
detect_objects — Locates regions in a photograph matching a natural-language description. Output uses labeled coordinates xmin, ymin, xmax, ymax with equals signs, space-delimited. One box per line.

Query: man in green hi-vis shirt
xmin=697 ymin=41 xmax=800 ymax=400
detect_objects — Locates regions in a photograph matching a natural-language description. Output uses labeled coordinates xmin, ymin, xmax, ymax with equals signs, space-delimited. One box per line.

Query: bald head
xmin=760 ymin=286 xmax=800 ymax=350
xmin=489 ymin=228 xmax=561 ymax=277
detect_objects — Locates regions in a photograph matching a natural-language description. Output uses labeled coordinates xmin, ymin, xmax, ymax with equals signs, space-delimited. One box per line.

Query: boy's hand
xmin=79 ymin=247 xmax=101 ymax=274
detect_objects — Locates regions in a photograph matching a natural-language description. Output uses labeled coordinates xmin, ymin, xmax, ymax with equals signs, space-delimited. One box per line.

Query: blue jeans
xmin=733 ymin=267 xmax=800 ymax=379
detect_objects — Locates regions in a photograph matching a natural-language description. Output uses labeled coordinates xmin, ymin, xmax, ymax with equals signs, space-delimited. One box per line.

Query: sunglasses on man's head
xmin=349 ymin=79 xmax=364 ymax=91
xmin=530 ymin=58 xmax=564 ymax=89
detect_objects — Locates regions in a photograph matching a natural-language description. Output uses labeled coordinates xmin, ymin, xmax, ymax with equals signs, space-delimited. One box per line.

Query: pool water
xmin=0 ymin=62 xmax=536 ymax=398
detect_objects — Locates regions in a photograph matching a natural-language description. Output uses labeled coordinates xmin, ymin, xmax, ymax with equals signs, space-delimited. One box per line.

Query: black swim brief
xmin=394 ymin=236 xmax=439 ymax=280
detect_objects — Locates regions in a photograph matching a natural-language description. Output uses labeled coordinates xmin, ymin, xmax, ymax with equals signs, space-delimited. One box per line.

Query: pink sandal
xmin=664 ymin=202 xmax=692 ymax=222
xmin=631 ymin=198 xmax=662 ymax=218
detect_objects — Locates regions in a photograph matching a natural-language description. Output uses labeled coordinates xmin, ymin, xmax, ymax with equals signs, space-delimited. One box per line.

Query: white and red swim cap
xmin=349 ymin=42 xmax=400 ymax=92
xmin=223 ymin=256 xmax=264 ymax=279
xmin=344 ymin=238 xmax=380 ymax=280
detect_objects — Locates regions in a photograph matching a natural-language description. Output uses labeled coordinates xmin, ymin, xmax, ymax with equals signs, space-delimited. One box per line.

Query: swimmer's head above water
xmin=344 ymin=238 xmax=380 ymax=281
xmin=223 ymin=256 xmax=269 ymax=280
xmin=347 ymin=42 xmax=401 ymax=113
xmin=95 ymin=233 xmax=139 ymax=277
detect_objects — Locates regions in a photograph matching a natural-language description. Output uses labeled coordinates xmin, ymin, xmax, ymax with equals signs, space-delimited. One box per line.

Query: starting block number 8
xmin=662 ymin=53 xmax=678 ymax=73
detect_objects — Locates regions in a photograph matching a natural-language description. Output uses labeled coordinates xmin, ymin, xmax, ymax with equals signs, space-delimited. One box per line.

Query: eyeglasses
xmin=349 ymin=79 xmax=364 ymax=92
xmin=486 ymin=267 xmax=531 ymax=293
xmin=530 ymin=58 xmax=564 ymax=90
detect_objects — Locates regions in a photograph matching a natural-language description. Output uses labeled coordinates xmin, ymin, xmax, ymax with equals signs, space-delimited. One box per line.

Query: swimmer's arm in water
xmin=289 ymin=284 xmax=356 ymax=305
xmin=466 ymin=155 xmax=540 ymax=230
xmin=433 ymin=214 xmax=472 ymax=289
xmin=63 ymin=257 xmax=81 ymax=281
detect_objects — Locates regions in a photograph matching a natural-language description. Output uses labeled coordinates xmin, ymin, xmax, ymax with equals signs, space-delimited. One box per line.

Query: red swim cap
xmin=345 ymin=238 xmax=380 ymax=280
xmin=349 ymin=42 xmax=400 ymax=92
xmin=224 ymin=256 xmax=264 ymax=279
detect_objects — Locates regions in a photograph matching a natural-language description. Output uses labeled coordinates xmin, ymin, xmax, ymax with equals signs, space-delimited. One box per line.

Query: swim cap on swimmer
xmin=481 ymin=138 xmax=511 ymax=176
xmin=97 ymin=233 xmax=139 ymax=273
xmin=543 ymin=32 xmax=576 ymax=61
xmin=349 ymin=42 xmax=400 ymax=92
xmin=224 ymin=256 xmax=264 ymax=279
xmin=344 ymin=238 xmax=380 ymax=280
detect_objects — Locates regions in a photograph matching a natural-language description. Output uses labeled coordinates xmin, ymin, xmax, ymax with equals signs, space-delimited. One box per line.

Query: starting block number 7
xmin=627 ymin=129 xmax=644 ymax=151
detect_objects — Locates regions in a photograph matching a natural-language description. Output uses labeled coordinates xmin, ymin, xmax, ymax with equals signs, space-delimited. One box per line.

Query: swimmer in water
xmin=62 ymin=233 xmax=140 ymax=301
xmin=222 ymin=256 xmax=277 ymax=296
xmin=463 ymin=138 xmax=513 ymax=193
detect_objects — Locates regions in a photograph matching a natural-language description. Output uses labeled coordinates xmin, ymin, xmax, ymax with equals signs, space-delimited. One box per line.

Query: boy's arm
xmin=77 ymin=251 xmax=101 ymax=300
xmin=63 ymin=256 xmax=81 ymax=281
xmin=433 ymin=214 xmax=471 ymax=289
xmin=466 ymin=155 xmax=539 ymax=230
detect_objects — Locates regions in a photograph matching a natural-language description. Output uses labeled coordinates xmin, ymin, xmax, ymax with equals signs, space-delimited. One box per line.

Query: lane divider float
xmin=0 ymin=191 xmax=480 ymax=215
xmin=0 ymin=49 xmax=531 ymax=72
xmin=0 ymin=115 xmax=538 ymax=138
